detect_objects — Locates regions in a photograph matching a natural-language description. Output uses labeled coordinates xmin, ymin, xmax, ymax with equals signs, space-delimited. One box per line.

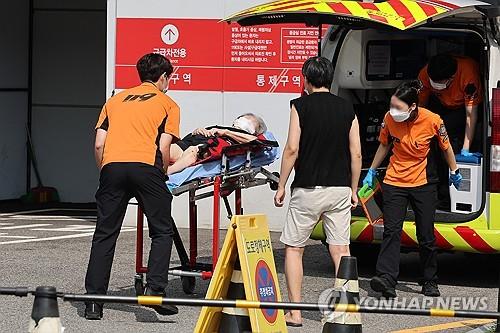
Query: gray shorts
xmin=280 ymin=186 xmax=352 ymax=247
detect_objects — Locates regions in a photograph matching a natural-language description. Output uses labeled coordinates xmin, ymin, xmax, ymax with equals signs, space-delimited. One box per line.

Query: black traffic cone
xmin=219 ymin=259 xmax=252 ymax=333
xmin=28 ymin=286 xmax=63 ymax=333
xmin=322 ymin=256 xmax=362 ymax=333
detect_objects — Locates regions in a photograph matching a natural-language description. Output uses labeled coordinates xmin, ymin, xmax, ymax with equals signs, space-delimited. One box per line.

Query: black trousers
xmin=427 ymin=97 xmax=465 ymax=207
xmin=85 ymin=162 xmax=174 ymax=295
xmin=375 ymin=183 xmax=438 ymax=286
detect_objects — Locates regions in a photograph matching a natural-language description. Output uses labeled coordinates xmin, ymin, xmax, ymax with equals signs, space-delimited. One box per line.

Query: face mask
xmin=389 ymin=107 xmax=411 ymax=122
xmin=429 ymin=78 xmax=448 ymax=91
xmin=233 ymin=117 xmax=256 ymax=134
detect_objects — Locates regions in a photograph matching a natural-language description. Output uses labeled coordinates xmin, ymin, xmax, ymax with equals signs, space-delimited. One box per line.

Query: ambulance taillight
xmin=491 ymin=88 xmax=500 ymax=192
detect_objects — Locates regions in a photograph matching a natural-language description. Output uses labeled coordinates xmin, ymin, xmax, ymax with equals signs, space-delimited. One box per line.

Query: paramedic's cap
xmin=302 ymin=56 xmax=333 ymax=89
xmin=136 ymin=53 xmax=174 ymax=83
xmin=427 ymin=54 xmax=457 ymax=82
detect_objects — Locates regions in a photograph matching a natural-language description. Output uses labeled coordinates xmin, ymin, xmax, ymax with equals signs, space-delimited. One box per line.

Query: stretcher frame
xmin=134 ymin=140 xmax=279 ymax=295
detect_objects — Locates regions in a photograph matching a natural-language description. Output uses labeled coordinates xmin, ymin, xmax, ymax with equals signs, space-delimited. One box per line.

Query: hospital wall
xmin=0 ymin=2 xmax=29 ymax=200
xmin=114 ymin=0 xmax=296 ymax=231
xmin=0 ymin=0 xmax=296 ymax=232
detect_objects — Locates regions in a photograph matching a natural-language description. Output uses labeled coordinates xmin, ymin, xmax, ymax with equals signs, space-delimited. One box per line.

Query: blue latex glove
xmin=362 ymin=168 xmax=377 ymax=188
xmin=460 ymin=148 xmax=472 ymax=157
xmin=449 ymin=170 xmax=463 ymax=190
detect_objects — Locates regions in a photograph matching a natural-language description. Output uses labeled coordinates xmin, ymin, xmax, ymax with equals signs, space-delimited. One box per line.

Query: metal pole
xmin=188 ymin=189 xmax=197 ymax=268
xmin=212 ymin=176 xmax=221 ymax=270
xmin=2 ymin=288 xmax=500 ymax=320
xmin=235 ymin=188 xmax=242 ymax=215
xmin=57 ymin=294 xmax=500 ymax=320
xmin=0 ymin=287 xmax=31 ymax=297
xmin=136 ymin=206 xmax=146 ymax=274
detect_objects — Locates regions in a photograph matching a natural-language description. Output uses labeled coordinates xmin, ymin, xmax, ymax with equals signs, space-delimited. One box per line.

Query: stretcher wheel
xmin=181 ymin=276 xmax=196 ymax=294
xmin=134 ymin=275 xmax=144 ymax=296
xmin=269 ymin=172 xmax=280 ymax=191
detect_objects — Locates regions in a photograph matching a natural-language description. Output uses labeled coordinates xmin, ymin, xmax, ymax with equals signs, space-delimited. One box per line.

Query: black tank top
xmin=291 ymin=92 xmax=355 ymax=188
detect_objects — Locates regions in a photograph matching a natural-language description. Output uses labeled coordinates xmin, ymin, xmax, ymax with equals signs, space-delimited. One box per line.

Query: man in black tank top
xmin=274 ymin=57 xmax=362 ymax=327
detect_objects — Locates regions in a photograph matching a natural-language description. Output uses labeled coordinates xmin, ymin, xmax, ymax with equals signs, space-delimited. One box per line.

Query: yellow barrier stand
xmin=195 ymin=214 xmax=287 ymax=333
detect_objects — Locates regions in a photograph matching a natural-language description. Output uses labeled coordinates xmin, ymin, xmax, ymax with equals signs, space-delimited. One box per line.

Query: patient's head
xmin=232 ymin=113 xmax=267 ymax=135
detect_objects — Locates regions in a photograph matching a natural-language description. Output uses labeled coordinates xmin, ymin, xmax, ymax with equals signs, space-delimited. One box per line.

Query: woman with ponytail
xmin=363 ymin=80 xmax=462 ymax=298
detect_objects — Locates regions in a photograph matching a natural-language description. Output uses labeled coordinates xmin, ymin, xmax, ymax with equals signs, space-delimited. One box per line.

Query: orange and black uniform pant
xmin=376 ymin=183 xmax=438 ymax=286
xmin=85 ymin=162 xmax=174 ymax=295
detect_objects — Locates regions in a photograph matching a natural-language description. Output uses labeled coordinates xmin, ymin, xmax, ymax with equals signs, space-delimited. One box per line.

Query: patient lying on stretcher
xmin=167 ymin=113 xmax=268 ymax=175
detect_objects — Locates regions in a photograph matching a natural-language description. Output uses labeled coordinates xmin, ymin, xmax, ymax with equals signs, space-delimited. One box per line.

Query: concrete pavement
xmin=0 ymin=215 xmax=498 ymax=332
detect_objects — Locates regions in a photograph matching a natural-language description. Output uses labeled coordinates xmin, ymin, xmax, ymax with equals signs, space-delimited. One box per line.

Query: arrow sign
xmin=161 ymin=24 xmax=179 ymax=45
xmin=164 ymin=28 xmax=176 ymax=39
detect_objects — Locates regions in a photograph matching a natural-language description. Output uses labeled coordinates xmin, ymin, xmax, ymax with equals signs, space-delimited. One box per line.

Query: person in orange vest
xmin=418 ymin=54 xmax=482 ymax=208
xmin=84 ymin=53 xmax=180 ymax=319
xmin=364 ymin=80 xmax=462 ymax=298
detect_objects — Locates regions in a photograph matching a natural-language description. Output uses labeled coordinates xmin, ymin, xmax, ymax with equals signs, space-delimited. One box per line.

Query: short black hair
xmin=427 ymin=54 xmax=457 ymax=81
xmin=136 ymin=53 xmax=174 ymax=83
xmin=394 ymin=80 xmax=422 ymax=107
xmin=302 ymin=56 xmax=333 ymax=89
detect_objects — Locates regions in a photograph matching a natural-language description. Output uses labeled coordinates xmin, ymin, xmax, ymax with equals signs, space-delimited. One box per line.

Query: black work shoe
xmin=422 ymin=281 xmax=440 ymax=297
xmin=84 ymin=302 xmax=103 ymax=320
xmin=143 ymin=286 xmax=178 ymax=316
xmin=370 ymin=276 xmax=397 ymax=298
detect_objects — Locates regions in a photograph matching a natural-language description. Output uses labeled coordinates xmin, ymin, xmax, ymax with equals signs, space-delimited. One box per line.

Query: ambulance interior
xmin=327 ymin=27 xmax=487 ymax=222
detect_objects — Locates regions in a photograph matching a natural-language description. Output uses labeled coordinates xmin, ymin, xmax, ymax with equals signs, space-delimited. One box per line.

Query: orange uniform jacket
xmin=418 ymin=56 xmax=482 ymax=109
xmin=379 ymin=108 xmax=450 ymax=187
xmin=95 ymin=82 xmax=180 ymax=169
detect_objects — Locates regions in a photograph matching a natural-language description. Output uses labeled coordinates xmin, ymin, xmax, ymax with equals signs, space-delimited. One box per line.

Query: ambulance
xmin=226 ymin=0 xmax=500 ymax=253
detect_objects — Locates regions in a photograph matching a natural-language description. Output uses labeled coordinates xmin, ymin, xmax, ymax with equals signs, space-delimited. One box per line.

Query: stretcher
xmin=134 ymin=133 xmax=279 ymax=295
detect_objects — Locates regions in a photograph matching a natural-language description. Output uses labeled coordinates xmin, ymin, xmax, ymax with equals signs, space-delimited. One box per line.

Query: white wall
xmin=113 ymin=0 xmax=298 ymax=231
xmin=0 ymin=1 xmax=29 ymax=200
xmin=31 ymin=0 xmax=106 ymax=202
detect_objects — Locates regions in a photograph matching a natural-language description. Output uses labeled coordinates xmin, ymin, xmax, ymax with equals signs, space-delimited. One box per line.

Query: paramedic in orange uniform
xmin=419 ymin=54 xmax=482 ymax=208
xmin=363 ymin=81 xmax=462 ymax=298
xmin=84 ymin=53 xmax=180 ymax=320
xmin=419 ymin=54 xmax=482 ymax=155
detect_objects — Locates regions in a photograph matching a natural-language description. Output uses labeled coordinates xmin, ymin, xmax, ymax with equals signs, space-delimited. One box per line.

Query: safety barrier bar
xmin=1 ymin=288 xmax=499 ymax=320
xmin=61 ymin=294 xmax=500 ymax=320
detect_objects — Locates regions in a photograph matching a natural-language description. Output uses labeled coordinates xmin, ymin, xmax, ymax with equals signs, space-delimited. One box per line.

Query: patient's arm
xmin=167 ymin=146 xmax=199 ymax=175
xmin=192 ymin=127 xmax=214 ymax=137
xmin=169 ymin=143 xmax=184 ymax=163
xmin=213 ymin=128 xmax=257 ymax=143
